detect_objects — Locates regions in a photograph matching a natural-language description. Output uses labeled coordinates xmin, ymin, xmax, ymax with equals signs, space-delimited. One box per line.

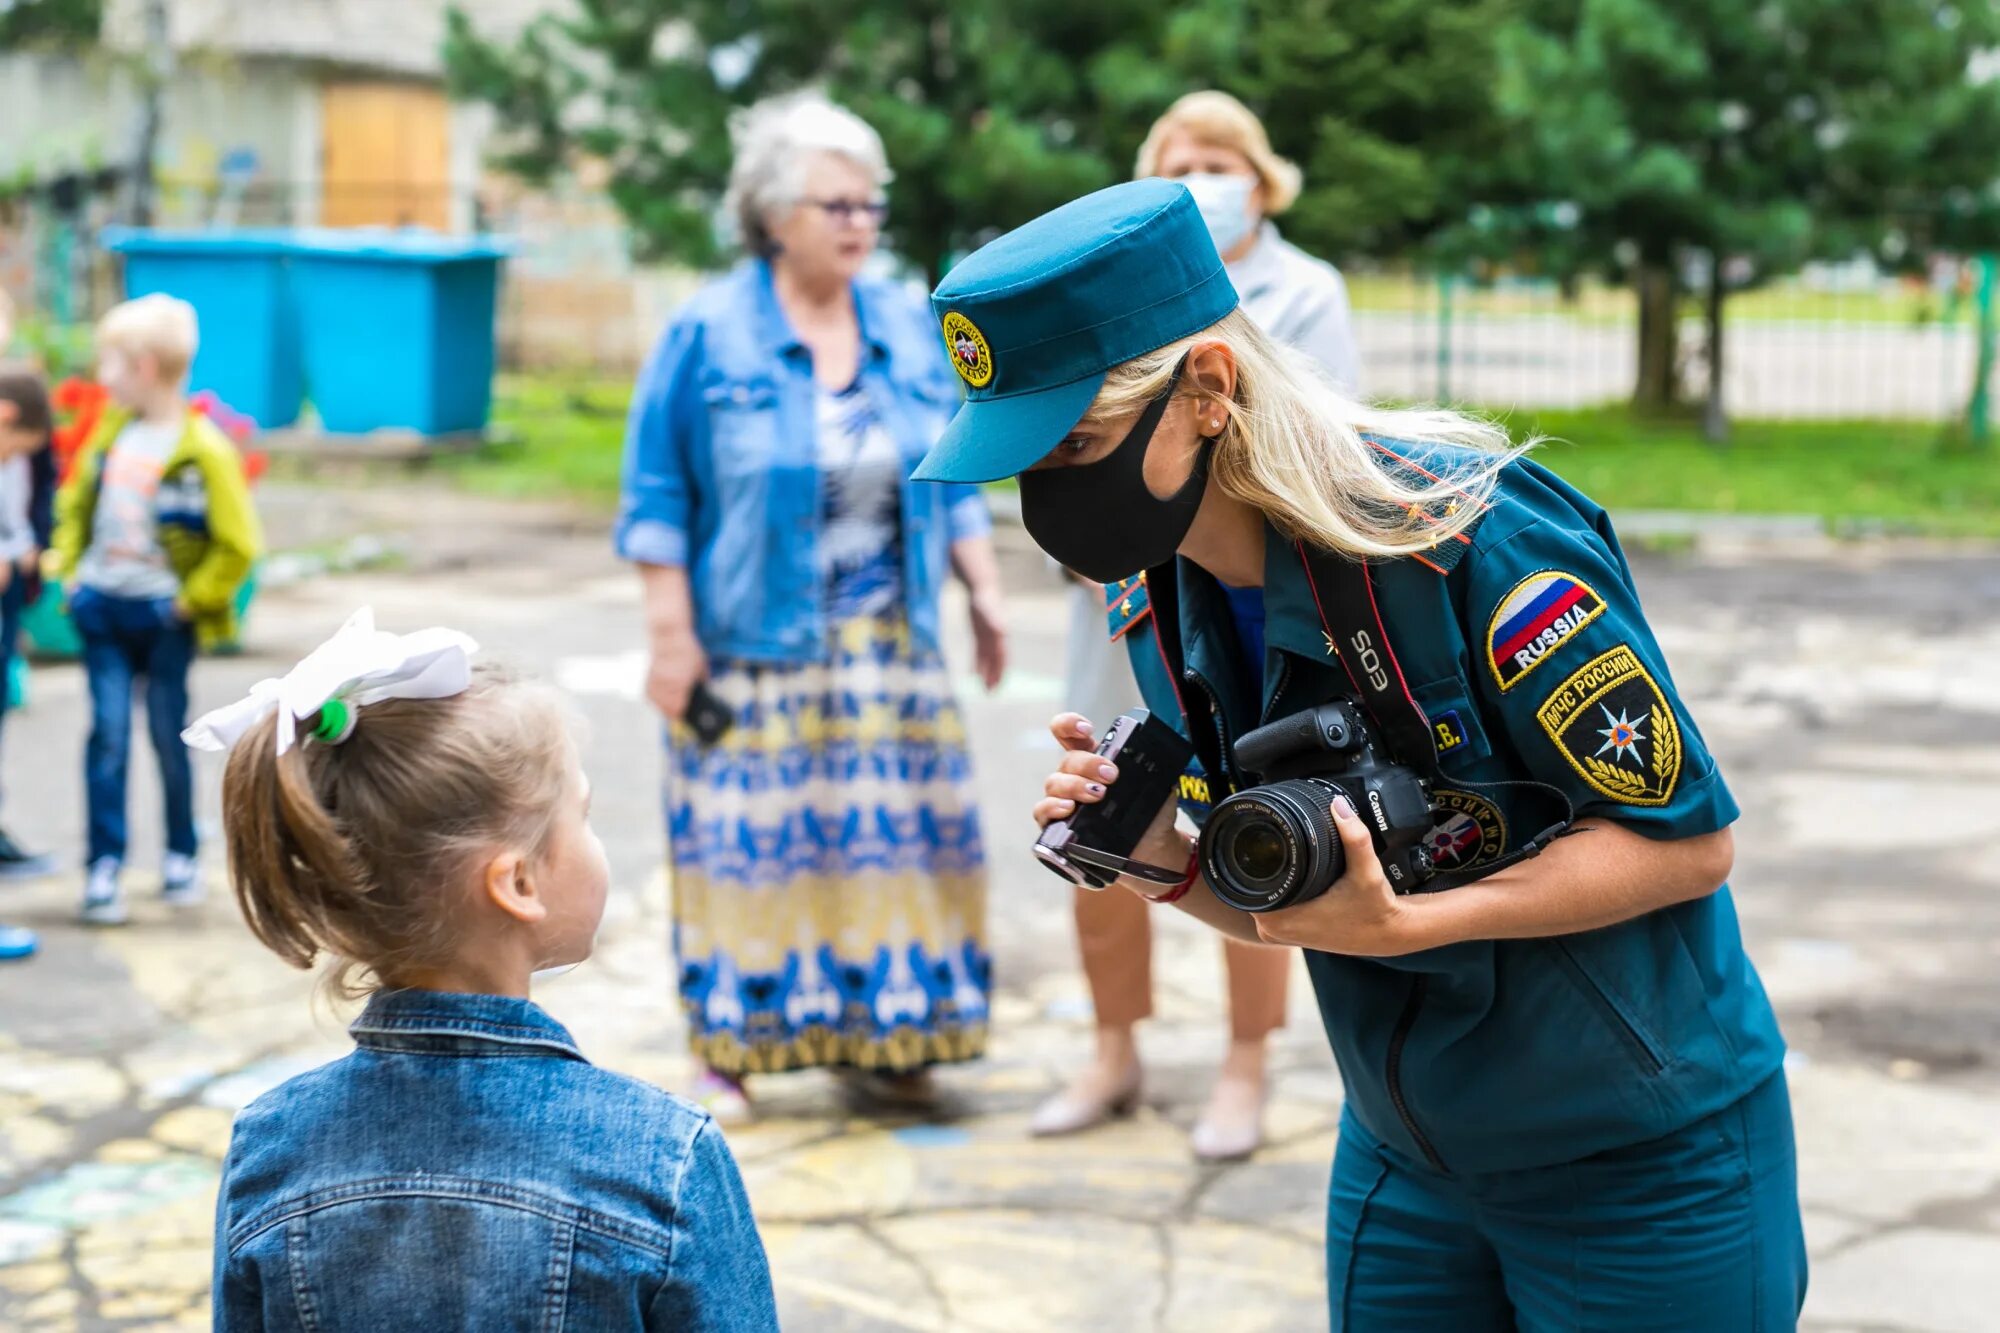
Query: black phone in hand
xmin=683 ymin=683 xmax=733 ymax=747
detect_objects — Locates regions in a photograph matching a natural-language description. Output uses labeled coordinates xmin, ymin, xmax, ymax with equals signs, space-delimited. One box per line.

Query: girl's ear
xmin=482 ymin=851 xmax=547 ymax=926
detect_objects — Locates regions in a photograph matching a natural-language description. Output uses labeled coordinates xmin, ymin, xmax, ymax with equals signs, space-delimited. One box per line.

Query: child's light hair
xmin=219 ymin=662 xmax=575 ymax=998
xmin=1136 ymin=91 xmax=1303 ymax=215
xmin=1081 ymin=310 xmax=1530 ymax=559
xmin=96 ymin=293 xmax=200 ymax=383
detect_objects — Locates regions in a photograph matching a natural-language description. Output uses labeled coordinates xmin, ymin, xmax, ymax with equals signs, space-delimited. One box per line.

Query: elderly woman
xmin=617 ymin=93 xmax=1006 ymax=1120
xmin=1036 ymin=92 xmax=1364 ymax=1161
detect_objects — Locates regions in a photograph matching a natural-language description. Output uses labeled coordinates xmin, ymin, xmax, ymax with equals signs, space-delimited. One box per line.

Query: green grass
xmin=458 ymin=374 xmax=2000 ymax=538
xmin=1508 ymin=407 xmax=2000 ymax=537
xmin=441 ymin=374 xmax=633 ymax=505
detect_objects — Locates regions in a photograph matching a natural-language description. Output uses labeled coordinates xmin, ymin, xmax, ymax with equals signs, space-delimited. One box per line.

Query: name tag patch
xmin=1535 ymin=645 xmax=1682 ymax=807
xmin=1487 ymin=570 xmax=1606 ymax=691
xmin=1431 ymin=708 xmax=1469 ymax=754
xmin=1178 ymin=769 xmax=1230 ymax=818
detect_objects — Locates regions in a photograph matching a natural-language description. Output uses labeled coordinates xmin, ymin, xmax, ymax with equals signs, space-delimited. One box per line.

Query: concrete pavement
xmin=1 ymin=483 xmax=1997 ymax=1331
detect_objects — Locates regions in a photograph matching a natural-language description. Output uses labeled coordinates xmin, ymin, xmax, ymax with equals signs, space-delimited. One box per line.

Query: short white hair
xmin=97 ymin=293 xmax=200 ymax=381
xmin=723 ymin=92 xmax=891 ymax=256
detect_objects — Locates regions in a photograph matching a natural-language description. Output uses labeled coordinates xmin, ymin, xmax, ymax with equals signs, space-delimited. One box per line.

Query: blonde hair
xmin=1081 ymin=310 xmax=1527 ymax=559
xmin=1136 ymin=91 xmax=1303 ymax=215
xmin=219 ymin=663 xmax=574 ymax=998
xmin=724 ymin=91 xmax=892 ymax=256
xmin=96 ymin=293 xmax=200 ymax=383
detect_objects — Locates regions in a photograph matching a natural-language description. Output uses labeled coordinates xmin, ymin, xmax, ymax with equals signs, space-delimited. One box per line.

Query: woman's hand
xmin=1032 ymin=712 xmax=1185 ymax=894
xmin=968 ymin=588 xmax=1007 ymax=691
xmin=646 ymin=629 xmax=708 ymax=722
xmin=1252 ymin=795 xmax=1422 ymax=957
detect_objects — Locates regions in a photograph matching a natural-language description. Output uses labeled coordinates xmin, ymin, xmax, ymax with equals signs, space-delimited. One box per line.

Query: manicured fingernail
xmin=1056 ymin=800 xmax=1075 ymax=814
xmin=1333 ymin=795 xmax=1358 ymax=819
xmin=1097 ymin=762 xmax=1118 ymax=781
xmin=1076 ymin=720 xmax=1094 ymax=736
xmin=1086 ymin=783 xmax=1106 ymax=796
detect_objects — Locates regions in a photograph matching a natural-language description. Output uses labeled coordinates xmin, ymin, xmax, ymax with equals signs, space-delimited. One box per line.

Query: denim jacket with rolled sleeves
xmin=615 ymin=259 xmax=992 ymax=663
xmin=212 ymin=989 xmax=779 ymax=1332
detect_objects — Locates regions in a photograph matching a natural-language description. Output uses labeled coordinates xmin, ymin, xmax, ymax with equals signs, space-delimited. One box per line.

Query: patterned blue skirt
xmin=668 ymin=612 xmax=991 ymax=1075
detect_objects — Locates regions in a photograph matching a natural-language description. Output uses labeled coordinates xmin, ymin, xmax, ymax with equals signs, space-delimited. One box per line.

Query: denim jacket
xmin=213 ymin=990 xmax=778 ymax=1332
xmin=615 ymin=260 xmax=991 ymax=663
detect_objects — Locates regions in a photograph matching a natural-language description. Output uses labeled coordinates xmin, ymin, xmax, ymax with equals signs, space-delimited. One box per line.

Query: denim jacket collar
xmin=350 ymin=988 xmax=588 ymax=1061
xmin=750 ymin=258 xmax=893 ymax=366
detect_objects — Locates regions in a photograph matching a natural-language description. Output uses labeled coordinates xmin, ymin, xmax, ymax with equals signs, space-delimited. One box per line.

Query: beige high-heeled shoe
xmin=1189 ymin=1072 xmax=1266 ymax=1161
xmin=1029 ymin=1062 xmax=1143 ymax=1137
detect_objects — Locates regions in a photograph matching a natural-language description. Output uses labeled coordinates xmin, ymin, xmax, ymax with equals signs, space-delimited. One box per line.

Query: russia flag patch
xmin=1486 ymin=570 xmax=1606 ymax=690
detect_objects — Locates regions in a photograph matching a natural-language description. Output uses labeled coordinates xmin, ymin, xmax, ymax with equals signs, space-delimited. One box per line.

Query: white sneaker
xmin=80 ymin=858 xmax=128 ymax=926
xmin=161 ymin=852 xmax=204 ymax=907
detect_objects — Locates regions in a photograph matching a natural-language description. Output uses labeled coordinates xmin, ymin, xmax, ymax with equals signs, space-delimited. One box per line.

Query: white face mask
xmin=1179 ymin=173 xmax=1258 ymax=255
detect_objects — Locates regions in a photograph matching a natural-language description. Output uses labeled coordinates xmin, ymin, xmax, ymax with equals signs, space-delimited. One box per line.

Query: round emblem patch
xmin=941 ymin=311 xmax=994 ymax=389
xmin=1424 ymin=789 xmax=1508 ymax=871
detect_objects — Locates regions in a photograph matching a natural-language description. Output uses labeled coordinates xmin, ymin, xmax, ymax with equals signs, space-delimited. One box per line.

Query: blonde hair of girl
xmin=219 ymin=663 xmax=574 ymax=998
xmin=1077 ymin=309 xmax=1531 ymax=559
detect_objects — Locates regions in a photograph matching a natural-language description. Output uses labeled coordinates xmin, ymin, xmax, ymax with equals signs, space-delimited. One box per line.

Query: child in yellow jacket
xmin=45 ymin=295 xmax=263 ymax=925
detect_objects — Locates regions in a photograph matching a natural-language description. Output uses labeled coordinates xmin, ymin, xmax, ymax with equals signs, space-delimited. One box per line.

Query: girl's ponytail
xmin=215 ymin=665 xmax=571 ymax=996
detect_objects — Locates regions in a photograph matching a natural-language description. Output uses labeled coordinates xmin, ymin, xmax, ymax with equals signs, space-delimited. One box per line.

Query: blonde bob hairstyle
xmin=1135 ymin=91 xmax=1303 ymax=215
xmin=1076 ymin=310 xmax=1529 ymax=559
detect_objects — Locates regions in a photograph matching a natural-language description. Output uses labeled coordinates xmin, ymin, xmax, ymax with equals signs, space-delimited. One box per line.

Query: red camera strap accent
xmin=1295 ymin=541 xmax=1442 ymax=785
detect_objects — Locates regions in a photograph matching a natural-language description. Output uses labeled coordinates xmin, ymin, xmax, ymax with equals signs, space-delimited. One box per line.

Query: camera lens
xmin=1233 ymin=825 xmax=1289 ymax=882
xmin=1200 ymin=779 xmax=1347 ymax=913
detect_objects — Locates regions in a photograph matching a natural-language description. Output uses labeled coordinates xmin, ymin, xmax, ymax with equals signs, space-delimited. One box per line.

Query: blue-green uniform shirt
xmin=1111 ymin=443 xmax=1784 ymax=1174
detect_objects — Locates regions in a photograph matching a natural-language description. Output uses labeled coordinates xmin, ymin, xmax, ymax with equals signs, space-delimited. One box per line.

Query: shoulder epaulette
xmin=1104 ymin=574 xmax=1151 ymax=641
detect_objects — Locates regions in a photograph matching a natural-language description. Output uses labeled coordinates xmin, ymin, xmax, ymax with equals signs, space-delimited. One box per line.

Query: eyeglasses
xmin=805 ymin=198 xmax=890 ymax=226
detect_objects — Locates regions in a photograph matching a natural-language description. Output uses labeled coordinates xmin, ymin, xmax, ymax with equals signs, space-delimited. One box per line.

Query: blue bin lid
xmin=288 ymin=229 xmax=515 ymax=264
xmin=101 ymin=227 xmax=300 ymax=256
xmin=101 ymin=227 xmax=515 ymax=262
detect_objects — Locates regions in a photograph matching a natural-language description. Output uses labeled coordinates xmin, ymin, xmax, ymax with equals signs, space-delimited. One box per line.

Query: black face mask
xmin=1019 ymin=361 xmax=1210 ymax=583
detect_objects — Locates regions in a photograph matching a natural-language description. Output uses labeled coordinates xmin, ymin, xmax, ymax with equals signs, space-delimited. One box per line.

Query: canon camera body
xmin=1198 ymin=701 xmax=1436 ymax=912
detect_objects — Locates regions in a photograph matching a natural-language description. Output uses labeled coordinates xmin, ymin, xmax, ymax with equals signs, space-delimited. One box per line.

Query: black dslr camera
xmin=1199 ymin=701 xmax=1436 ymax=912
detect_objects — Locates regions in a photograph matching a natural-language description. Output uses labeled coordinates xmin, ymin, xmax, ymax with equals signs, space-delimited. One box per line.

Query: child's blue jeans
xmin=70 ymin=586 xmax=197 ymax=866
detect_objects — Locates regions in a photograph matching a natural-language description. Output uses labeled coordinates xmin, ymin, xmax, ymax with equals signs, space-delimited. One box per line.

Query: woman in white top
xmin=1037 ymin=91 xmax=1362 ymax=1160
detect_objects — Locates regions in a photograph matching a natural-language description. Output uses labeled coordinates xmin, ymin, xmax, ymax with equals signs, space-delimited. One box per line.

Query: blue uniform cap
xmin=913 ymin=179 xmax=1240 ymax=484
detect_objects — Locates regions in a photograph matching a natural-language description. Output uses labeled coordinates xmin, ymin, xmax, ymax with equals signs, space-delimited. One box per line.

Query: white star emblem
xmin=1594 ymin=704 xmax=1648 ymax=766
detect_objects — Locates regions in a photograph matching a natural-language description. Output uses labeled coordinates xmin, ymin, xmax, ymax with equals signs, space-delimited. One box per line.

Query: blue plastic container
xmin=102 ymin=229 xmax=304 ymax=429
xmin=288 ymin=231 xmax=512 ymax=436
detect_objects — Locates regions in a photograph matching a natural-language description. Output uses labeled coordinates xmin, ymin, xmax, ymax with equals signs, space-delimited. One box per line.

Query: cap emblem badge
xmin=941 ymin=311 xmax=995 ymax=389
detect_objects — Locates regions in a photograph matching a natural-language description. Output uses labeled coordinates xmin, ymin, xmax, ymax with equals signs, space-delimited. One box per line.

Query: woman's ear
xmin=1184 ymin=340 xmax=1238 ymax=436
xmin=482 ymin=851 xmax=548 ymax=927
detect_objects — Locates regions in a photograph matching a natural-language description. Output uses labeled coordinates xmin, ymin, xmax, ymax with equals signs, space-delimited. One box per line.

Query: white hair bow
xmin=183 ymin=608 xmax=480 ymax=756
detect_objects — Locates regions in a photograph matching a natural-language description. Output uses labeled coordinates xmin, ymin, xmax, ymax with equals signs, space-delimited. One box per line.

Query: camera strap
xmin=1296 ymin=541 xmax=1586 ymax=888
xmin=1295 ymin=542 xmax=1443 ymax=786
xmin=1065 ymin=843 xmax=1194 ymax=886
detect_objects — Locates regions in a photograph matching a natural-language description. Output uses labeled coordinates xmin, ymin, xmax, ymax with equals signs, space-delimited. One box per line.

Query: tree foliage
xmin=444 ymin=0 xmax=1513 ymax=280
xmin=0 ymin=0 xmax=102 ymax=49
xmin=1473 ymin=0 xmax=2000 ymax=413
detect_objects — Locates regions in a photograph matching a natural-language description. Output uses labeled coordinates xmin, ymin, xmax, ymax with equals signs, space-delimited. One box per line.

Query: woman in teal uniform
xmin=913 ymin=179 xmax=1805 ymax=1331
